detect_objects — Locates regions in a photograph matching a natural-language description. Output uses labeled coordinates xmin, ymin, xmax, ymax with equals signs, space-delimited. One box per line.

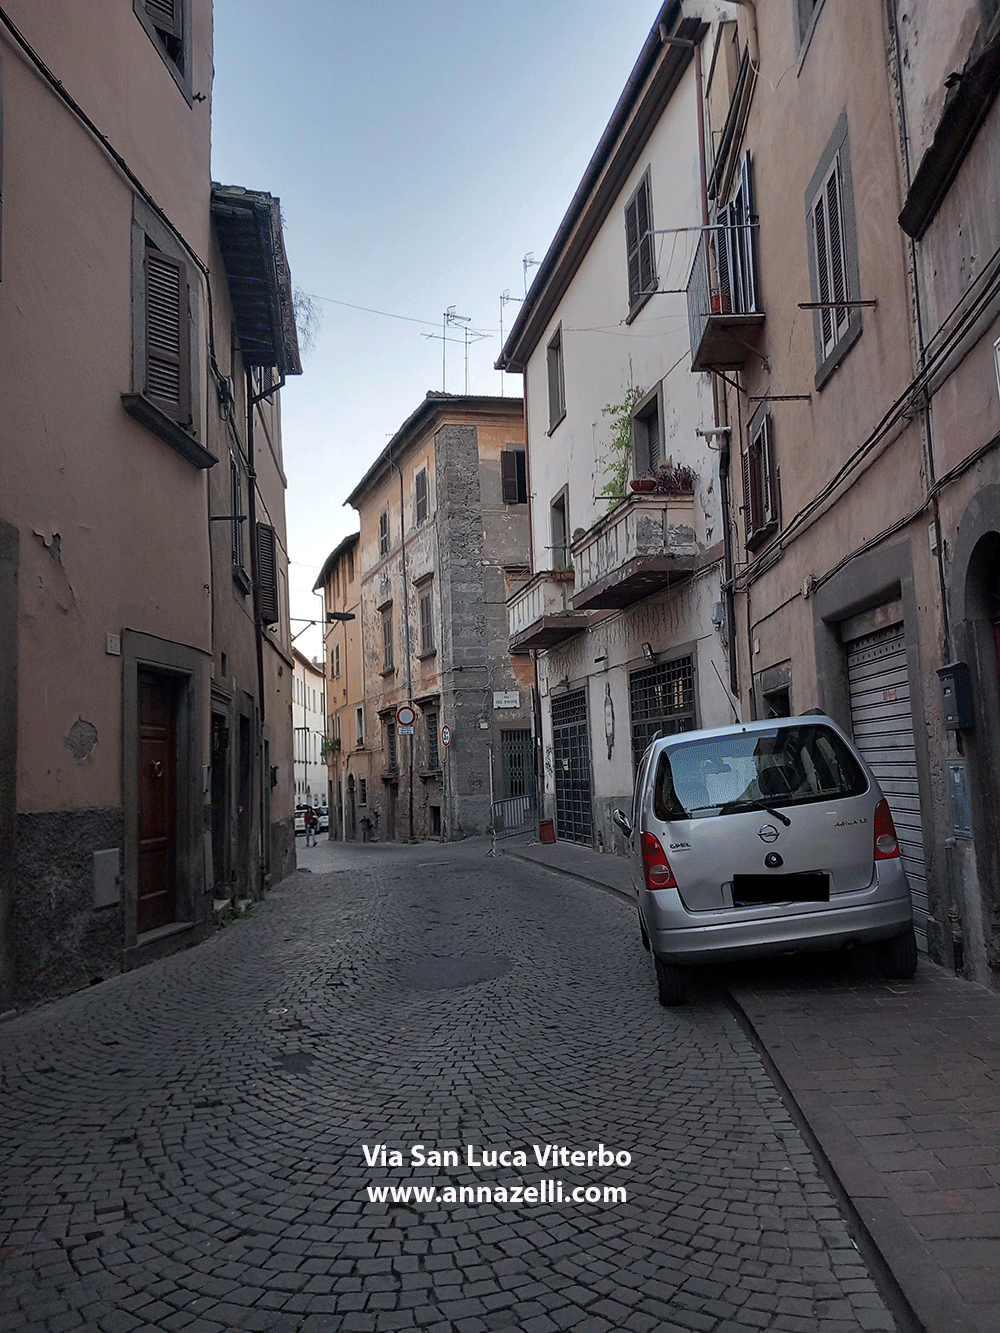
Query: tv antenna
xmin=522 ymin=252 xmax=540 ymax=296
xmin=499 ymin=289 xmax=524 ymax=396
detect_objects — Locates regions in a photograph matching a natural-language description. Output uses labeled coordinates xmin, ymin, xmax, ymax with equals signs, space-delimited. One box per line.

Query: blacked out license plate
xmin=731 ymin=872 xmax=830 ymax=906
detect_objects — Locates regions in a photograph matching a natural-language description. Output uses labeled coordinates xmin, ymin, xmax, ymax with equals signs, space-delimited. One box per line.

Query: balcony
xmin=571 ymin=494 xmax=700 ymax=611
xmin=507 ymin=570 xmax=588 ymax=651
xmin=686 ymin=225 xmax=764 ymax=372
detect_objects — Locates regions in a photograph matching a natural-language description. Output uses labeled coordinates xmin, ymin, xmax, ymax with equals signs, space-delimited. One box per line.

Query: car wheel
xmin=654 ymin=954 xmax=687 ymax=1006
xmin=877 ymin=925 xmax=918 ymax=979
xmin=638 ymin=911 xmax=650 ymax=952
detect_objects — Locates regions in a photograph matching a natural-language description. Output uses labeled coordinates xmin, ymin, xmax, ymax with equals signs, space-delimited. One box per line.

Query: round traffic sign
xmin=396 ymin=704 xmax=416 ymax=727
xmin=441 ymin=724 xmax=452 ymax=748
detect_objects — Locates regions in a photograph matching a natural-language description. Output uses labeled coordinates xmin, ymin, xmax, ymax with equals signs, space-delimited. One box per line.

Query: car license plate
xmin=731 ymin=872 xmax=829 ymax=906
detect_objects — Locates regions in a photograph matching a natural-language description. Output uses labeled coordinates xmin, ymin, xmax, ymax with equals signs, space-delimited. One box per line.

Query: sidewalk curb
xmin=721 ymin=985 xmax=947 ymax=1333
xmin=502 ymin=846 xmax=633 ymax=904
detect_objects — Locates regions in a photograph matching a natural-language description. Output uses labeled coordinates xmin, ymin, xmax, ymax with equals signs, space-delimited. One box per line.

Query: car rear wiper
xmin=723 ymin=799 xmax=792 ymax=826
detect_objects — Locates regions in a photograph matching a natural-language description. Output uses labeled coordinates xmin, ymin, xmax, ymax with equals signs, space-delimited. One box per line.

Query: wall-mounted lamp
xmin=641 ymin=642 xmax=657 ymax=663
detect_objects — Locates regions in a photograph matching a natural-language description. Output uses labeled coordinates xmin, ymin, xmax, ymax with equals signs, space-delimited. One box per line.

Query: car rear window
xmin=652 ymin=724 xmax=868 ymax=821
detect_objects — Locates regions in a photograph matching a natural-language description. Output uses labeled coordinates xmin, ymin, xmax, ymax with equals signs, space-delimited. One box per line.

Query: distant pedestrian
xmin=304 ymin=805 xmax=316 ymax=847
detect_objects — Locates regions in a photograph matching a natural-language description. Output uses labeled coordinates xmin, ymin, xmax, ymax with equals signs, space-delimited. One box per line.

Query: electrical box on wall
xmin=937 ymin=662 xmax=974 ymax=730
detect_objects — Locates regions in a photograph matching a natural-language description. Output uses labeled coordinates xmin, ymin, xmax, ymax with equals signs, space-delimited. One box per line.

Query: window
xmin=415 ymin=468 xmax=429 ymax=524
xmin=546 ymin=326 xmax=566 ymax=432
xmin=716 ymin=153 xmax=760 ymax=316
xmin=419 ymin=589 xmax=434 ymax=656
xmin=333 ymin=644 xmax=341 ymax=678
xmin=550 ymin=492 xmax=568 ymax=569
xmin=742 ymin=411 xmax=778 ymax=550
xmin=501 ymin=446 xmax=528 ymax=504
xmin=381 ymin=605 xmax=394 ymax=672
xmin=133 ymin=0 xmax=193 ymax=103
xmin=379 ymin=510 xmax=390 ymax=557
xmin=356 ymin=707 xmax=364 ymax=748
xmin=229 ymin=455 xmax=245 ymax=572
xmin=359 ymin=778 xmax=367 ymax=806
xmin=806 ymin=115 xmax=861 ymax=385
xmin=426 ymin=711 xmax=439 ymax=770
xmin=624 ymin=170 xmax=656 ymax=311
xmin=629 ymin=655 xmax=696 ymax=774
xmin=257 ymin=524 xmax=279 ymax=625
xmin=631 ymin=387 xmax=663 ymax=475
xmin=387 ymin=721 xmax=397 ymax=770
xmin=794 ymin=0 xmax=826 ymax=52
xmin=143 ymin=241 xmax=190 ymax=423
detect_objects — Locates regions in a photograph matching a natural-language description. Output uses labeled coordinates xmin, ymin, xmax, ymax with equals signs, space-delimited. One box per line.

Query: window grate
xmin=629 ymin=656 xmax=696 ymax=774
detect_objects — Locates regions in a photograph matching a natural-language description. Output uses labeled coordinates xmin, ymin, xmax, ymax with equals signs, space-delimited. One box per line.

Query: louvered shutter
xmin=145 ymin=0 xmax=180 ymax=38
xmin=415 ymin=468 xmax=428 ymax=522
xmin=760 ymin=415 xmax=778 ymax=525
xmin=646 ymin=409 xmax=661 ymax=472
xmin=742 ymin=448 xmax=753 ymax=540
xmin=825 ymin=156 xmax=848 ymax=341
xmin=636 ymin=179 xmax=655 ymax=298
xmin=740 ymin=153 xmax=758 ymax=313
xmin=625 ymin=195 xmax=641 ymax=306
xmin=500 ymin=449 xmax=519 ymax=504
xmin=144 ymin=247 xmax=189 ymax=422
xmin=715 ymin=204 xmax=732 ymax=311
xmin=257 ymin=523 xmax=279 ymax=625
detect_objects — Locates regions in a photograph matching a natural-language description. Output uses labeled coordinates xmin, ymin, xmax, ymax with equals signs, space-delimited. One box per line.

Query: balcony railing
xmin=571 ymin=493 xmax=701 ymax=611
xmin=507 ymin=569 xmax=588 ymax=651
xmin=686 ymin=224 xmax=764 ymax=372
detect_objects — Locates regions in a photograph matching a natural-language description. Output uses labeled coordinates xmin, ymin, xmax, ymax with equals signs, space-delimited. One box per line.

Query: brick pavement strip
xmin=1 ymin=839 xmax=907 ymax=1332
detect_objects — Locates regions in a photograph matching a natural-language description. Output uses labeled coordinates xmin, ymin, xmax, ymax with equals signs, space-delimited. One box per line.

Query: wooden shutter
xmin=546 ymin=333 xmax=564 ymax=429
xmin=741 ymin=447 xmax=754 ymax=540
xmin=759 ymin=415 xmax=778 ymax=525
xmin=415 ymin=469 xmax=428 ymax=522
xmin=144 ymin=247 xmax=189 ymax=421
xmin=257 ymin=523 xmax=279 ymax=625
xmin=813 ymin=153 xmax=849 ymax=357
xmin=715 ymin=204 xmax=733 ymax=311
xmin=739 ymin=153 xmax=758 ymax=313
xmin=500 ymin=449 xmax=519 ymax=504
xmin=636 ymin=178 xmax=655 ymax=298
xmin=625 ymin=195 xmax=641 ymax=306
xmin=145 ymin=0 xmax=180 ymax=38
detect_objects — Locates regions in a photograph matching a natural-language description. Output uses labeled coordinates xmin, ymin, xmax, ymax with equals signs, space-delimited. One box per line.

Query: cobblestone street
xmin=1 ymin=840 xmax=902 ymax=1333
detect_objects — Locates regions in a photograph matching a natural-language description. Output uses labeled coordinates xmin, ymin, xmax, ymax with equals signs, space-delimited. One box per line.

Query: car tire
xmin=654 ymin=955 xmax=687 ymax=1006
xmin=639 ymin=911 xmax=650 ymax=952
xmin=877 ymin=925 xmax=918 ymax=979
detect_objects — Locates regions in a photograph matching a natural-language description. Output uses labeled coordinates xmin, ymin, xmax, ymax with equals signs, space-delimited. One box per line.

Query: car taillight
xmin=873 ymin=799 xmax=900 ymax=859
xmin=640 ymin=832 xmax=677 ymax=889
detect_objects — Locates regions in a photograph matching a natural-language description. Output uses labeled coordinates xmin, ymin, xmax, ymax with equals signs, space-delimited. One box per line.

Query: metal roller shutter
xmin=846 ymin=623 xmax=929 ymax=950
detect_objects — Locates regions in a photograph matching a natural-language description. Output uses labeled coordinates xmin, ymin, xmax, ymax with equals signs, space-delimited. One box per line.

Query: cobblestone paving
xmin=0 ymin=840 xmax=901 ymax=1332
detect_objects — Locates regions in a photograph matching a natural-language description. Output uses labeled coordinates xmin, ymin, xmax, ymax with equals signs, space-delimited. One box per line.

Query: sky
xmin=210 ymin=0 xmax=669 ymax=660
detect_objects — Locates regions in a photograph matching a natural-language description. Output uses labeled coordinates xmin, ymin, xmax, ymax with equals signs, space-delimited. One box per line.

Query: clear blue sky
xmin=211 ymin=0 xmax=667 ymax=657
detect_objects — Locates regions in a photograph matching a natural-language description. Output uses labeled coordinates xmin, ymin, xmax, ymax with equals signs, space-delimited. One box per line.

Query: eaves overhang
xmin=496 ymin=1 xmax=705 ymax=373
xmin=344 ymin=392 xmax=525 ymax=508
xmin=314 ymin=531 xmax=360 ymax=592
xmin=211 ymin=184 xmax=303 ymax=376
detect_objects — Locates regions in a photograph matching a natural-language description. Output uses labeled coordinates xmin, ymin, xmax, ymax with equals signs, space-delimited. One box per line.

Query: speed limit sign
xmin=441 ymin=724 xmax=452 ymax=748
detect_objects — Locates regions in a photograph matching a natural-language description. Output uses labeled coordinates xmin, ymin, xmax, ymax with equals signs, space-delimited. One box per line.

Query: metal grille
xmin=426 ymin=712 xmax=439 ymax=770
xmin=629 ymin=655 xmax=696 ymax=774
xmin=386 ymin=721 xmax=397 ymax=770
xmin=500 ymin=729 xmax=533 ymax=799
xmin=551 ymin=690 xmax=593 ymax=845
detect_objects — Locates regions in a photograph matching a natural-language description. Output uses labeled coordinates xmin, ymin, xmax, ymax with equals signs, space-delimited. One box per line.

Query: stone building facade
xmin=339 ymin=394 xmax=533 ymax=843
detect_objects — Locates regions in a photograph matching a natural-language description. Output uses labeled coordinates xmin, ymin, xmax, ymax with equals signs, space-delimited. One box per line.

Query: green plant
xmin=321 ymin=735 xmax=340 ymax=760
xmin=599 ymin=387 xmax=643 ymax=510
xmin=650 ymin=462 xmax=697 ymax=495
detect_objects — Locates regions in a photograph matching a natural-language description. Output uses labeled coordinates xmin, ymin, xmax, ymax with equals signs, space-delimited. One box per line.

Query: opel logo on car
xmin=758 ymin=824 xmax=780 ymax=843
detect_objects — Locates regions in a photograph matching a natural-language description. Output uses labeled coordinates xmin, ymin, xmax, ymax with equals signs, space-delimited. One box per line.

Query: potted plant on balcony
xmin=651 ymin=462 xmax=697 ymax=495
xmin=599 ymin=387 xmax=643 ymax=510
xmin=630 ymin=476 xmax=657 ymax=493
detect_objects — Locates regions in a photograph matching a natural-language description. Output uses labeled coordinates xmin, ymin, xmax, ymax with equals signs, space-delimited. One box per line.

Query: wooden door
xmin=138 ymin=674 xmax=178 ymax=933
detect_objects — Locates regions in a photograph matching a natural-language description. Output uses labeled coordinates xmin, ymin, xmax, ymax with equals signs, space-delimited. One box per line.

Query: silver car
xmin=613 ymin=714 xmax=916 ymax=1005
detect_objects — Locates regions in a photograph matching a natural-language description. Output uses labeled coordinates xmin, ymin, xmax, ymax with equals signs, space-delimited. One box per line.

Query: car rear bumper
xmin=642 ymin=863 xmax=913 ymax=964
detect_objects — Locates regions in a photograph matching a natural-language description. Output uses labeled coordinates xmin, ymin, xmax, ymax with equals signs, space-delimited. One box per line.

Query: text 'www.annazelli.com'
xmin=366 ymin=1181 xmax=627 ymax=1207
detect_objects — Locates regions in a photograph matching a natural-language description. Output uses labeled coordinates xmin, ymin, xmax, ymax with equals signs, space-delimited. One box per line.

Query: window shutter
xmin=636 ymin=179 xmax=655 ymax=298
xmin=760 ymin=415 xmax=778 ymax=525
xmin=546 ymin=334 xmax=564 ymax=429
xmin=742 ymin=448 xmax=753 ymax=540
xmin=230 ymin=457 xmax=243 ymax=567
xmin=500 ymin=449 xmax=519 ymax=504
xmin=646 ymin=409 xmax=661 ymax=472
xmin=145 ymin=0 xmax=180 ymax=38
xmin=144 ymin=247 xmax=189 ymax=422
xmin=813 ymin=194 xmax=832 ymax=352
xmin=257 ymin=523 xmax=279 ymax=625
xmin=625 ymin=195 xmax=641 ymax=305
xmin=716 ymin=204 xmax=733 ymax=310
xmin=739 ymin=153 xmax=758 ymax=313
xmin=415 ymin=469 xmax=428 ymax=523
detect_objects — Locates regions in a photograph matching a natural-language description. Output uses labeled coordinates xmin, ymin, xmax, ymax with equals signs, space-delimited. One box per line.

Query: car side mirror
xmin=612 ymin=809 xmax=632 ymax=836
